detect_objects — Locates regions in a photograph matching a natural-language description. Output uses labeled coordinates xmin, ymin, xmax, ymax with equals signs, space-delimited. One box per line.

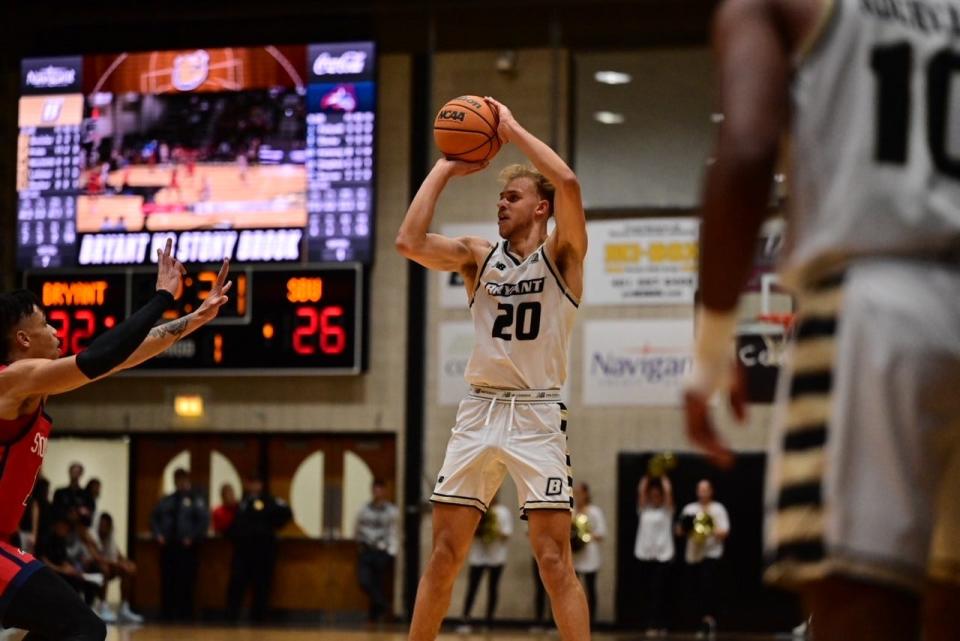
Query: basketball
xmin=433 ymin=95 xmax=501 ymax=163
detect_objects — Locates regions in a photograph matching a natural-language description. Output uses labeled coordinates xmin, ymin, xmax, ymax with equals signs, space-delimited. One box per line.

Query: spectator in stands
xmin=150 ymin=468 xmax=209 ymax=621
xmin=530 ymin=554 xmax=551 ymax=631
xmin=635 ymin=474 xmax=675 ymax=636
xmin=18 ymin=476 xmax=50 ymax=554
xmin=212 ymin=483 xmax=239 ymax=536
xmin=354 ymin=479 xmax=398 ymax=623
xmin=225 ymin=476 xmax=292 ymax=622
xmin=572 ymin=482 xmax=607 ymax=624
xmin=53 ymin=462 xmax=94 ymax=527
xmin=677 ymin=479 xmax=730 ymax=637
xmin=459 ymin=493 xmax=512 ymax=632
xmin=93 ymin=512 xmax=143 ymax=623
xmin=84 ymin=478 xmax=102 ymax=524
xmin=37 ymin=509 xmax=101 ymax=609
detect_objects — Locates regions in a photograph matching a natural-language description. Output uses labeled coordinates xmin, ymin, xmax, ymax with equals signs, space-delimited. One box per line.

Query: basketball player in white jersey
xmin=684 ymin=1 xmax=960 ymax=640
xmin=396 ymin=97 xmax=590 ymax=640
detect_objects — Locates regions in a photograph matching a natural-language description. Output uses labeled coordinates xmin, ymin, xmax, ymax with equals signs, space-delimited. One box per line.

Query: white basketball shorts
xmin=764 ymin=259 xmax=960 ymax=593
xmin=431 ymin=386 xmax=573 ymax=518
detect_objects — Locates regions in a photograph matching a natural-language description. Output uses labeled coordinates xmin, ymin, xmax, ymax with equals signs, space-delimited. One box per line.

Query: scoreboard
xmin=25 ymin=265 xmax=364 ymax=374
xmin=16 ymin=43 xmax=377 ymax=269
xmin=15 ymin=44 xmax=377 ymax=375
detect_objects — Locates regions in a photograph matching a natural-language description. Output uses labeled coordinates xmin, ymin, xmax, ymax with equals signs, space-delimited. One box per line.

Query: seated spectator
xmin=92 ymin=513 xmax=144 ymax=623
xmin=37 ymin=511 xmax=102 ymax=608
xmin=212 ymin=483 xmax=238 ymax=536
xmin=84 ymin=478 xmax=101 ymax=524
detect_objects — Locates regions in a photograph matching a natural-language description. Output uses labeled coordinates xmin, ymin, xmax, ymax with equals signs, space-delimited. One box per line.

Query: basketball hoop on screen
xmin=140 ymin=49 xmax=244 ymax=93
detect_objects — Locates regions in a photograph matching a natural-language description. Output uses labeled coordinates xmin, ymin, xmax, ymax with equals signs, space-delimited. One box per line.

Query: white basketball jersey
xmin=784 ymin=0 xmax=960 ymax=287
xmin=464 ymin=240 xmax=579 ymax=390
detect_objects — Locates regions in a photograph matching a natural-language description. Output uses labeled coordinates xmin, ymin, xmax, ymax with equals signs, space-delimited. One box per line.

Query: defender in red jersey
xmin=0 ymin=239 xmax=232 ymax=640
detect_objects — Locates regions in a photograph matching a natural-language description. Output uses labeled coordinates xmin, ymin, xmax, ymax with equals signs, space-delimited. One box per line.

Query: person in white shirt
xmin=572 ymin=482 xmax=606 ymax=624
xmin=677 ymin=479 xmax=729 ymax=637
xmin=459 ymin=494 xmax=513 ymax=631
xmin=635 ymin=474 xmax=675 ymax=635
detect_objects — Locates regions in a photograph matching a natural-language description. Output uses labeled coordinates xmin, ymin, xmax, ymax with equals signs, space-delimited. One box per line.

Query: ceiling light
xmin=593 ymin=111 xmax=625 ymax=125
xmin=594 ymin=70 xmax=632 ymax=85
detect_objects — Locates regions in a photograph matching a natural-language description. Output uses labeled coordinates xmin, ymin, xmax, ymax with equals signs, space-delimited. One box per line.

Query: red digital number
xmin=291 ymin=306 xmax=347 ymax=356
xmin=319 ymin=306 xmax=346 ymax=355
xmin=293 ymin=307 xmax=319 ymax=355
xmin=71 ymin=310 xmax=96 ymax=354
xmin=48 ymin=310 xmax=70 ymax=355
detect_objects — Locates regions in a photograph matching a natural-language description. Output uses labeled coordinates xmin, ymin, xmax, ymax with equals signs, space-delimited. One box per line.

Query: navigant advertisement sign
xmin=582 ymin=318 xmax=694 ymax=406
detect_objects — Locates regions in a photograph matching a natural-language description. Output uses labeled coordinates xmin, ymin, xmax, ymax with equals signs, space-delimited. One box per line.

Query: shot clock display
xmin=25 ymin=265 xmax=363 ymax=374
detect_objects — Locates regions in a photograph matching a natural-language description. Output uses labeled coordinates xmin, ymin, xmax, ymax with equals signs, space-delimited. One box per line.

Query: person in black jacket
xmin=150 ymin=468 xmax=209 ymax=621
xmin=225 ymin=476 xmax=292 ymax=623
xmin=52 ymin=463 xmax=95 ymax=527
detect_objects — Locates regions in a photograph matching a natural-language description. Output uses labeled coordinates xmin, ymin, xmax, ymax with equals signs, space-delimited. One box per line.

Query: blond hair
xmin=498 ymin=164 xmax=555 ymax=215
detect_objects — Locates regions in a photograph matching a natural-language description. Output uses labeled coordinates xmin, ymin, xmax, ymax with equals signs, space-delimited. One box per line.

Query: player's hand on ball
xmin=483 ymin=97 xmax=514 ymax=144
xmin=194 ymin=257 xmax=233 ymax=323
xmin=438 ymin=157 xmax=490 ymax=177
xmin=156 ymin=237 xmax=187 ymax=298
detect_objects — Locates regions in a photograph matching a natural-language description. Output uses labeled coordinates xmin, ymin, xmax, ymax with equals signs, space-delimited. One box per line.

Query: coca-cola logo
xmin=25 ymin=66 xmax=77 ymax=89
xmin=313 ymin=50 xmax=368 ymax=76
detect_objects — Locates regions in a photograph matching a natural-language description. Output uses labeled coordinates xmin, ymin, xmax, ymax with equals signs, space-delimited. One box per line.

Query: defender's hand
xmin=155 ymin=238 xmax=187 ymax=298
xmin=483 ymin=97 xmax=515 ymax=144
xmin=683 ymin=362 xmax=747 ymax=470
xmin=194 ymin=257 xmax=233 ymax=323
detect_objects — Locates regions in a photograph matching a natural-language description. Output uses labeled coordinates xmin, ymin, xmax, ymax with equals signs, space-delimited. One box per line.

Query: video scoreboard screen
xmin=17 ymin=43 xmax=376 ymax=269
xmin=25 ymin=265 xmax=364 ymax=374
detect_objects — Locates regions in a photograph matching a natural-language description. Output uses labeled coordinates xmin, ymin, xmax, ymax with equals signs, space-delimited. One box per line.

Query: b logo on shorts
xmin=545 ymin=478 xmax=563 ymax=496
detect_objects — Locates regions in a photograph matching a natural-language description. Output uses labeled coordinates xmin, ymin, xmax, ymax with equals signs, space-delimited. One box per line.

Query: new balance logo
xmin=484 ymin=277 xmax=545 ymax=297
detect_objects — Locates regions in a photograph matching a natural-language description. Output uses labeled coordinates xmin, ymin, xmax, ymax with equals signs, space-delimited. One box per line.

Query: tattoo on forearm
xmin=148 ymin=317 xmax=190 ymax=341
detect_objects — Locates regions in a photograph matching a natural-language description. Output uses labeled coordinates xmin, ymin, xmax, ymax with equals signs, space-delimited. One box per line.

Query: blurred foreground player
xmin=684 ymin=1 xmax=960 ymax=640
xmin=0 ymin=240 xmax=231 ymax=640
xmin=397 ymin=98 xmax=590 ymax=640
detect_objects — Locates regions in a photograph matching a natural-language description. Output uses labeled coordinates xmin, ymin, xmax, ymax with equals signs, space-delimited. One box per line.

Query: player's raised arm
xmin=113 ymin=257 xmax=232 ymax=372
xmin=396 ymin=158 xmax=492 ymax=273
xmin=485 ymin=97 xmax=587 ymax=262
xmin=0 ymin=242 xmax=226 ymax=399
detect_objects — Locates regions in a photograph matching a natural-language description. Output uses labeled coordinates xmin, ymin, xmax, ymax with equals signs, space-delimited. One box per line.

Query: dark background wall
xmin=617 ymin=452 xmax=804 ymax=631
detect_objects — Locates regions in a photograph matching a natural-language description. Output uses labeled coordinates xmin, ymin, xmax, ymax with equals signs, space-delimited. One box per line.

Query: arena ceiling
xmin=6 ymin=1 xmax=721 ymax=57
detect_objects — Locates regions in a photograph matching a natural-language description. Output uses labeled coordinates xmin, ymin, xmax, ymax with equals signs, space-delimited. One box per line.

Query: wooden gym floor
xmin=56 ymin=624 xmax=790 ymax=641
